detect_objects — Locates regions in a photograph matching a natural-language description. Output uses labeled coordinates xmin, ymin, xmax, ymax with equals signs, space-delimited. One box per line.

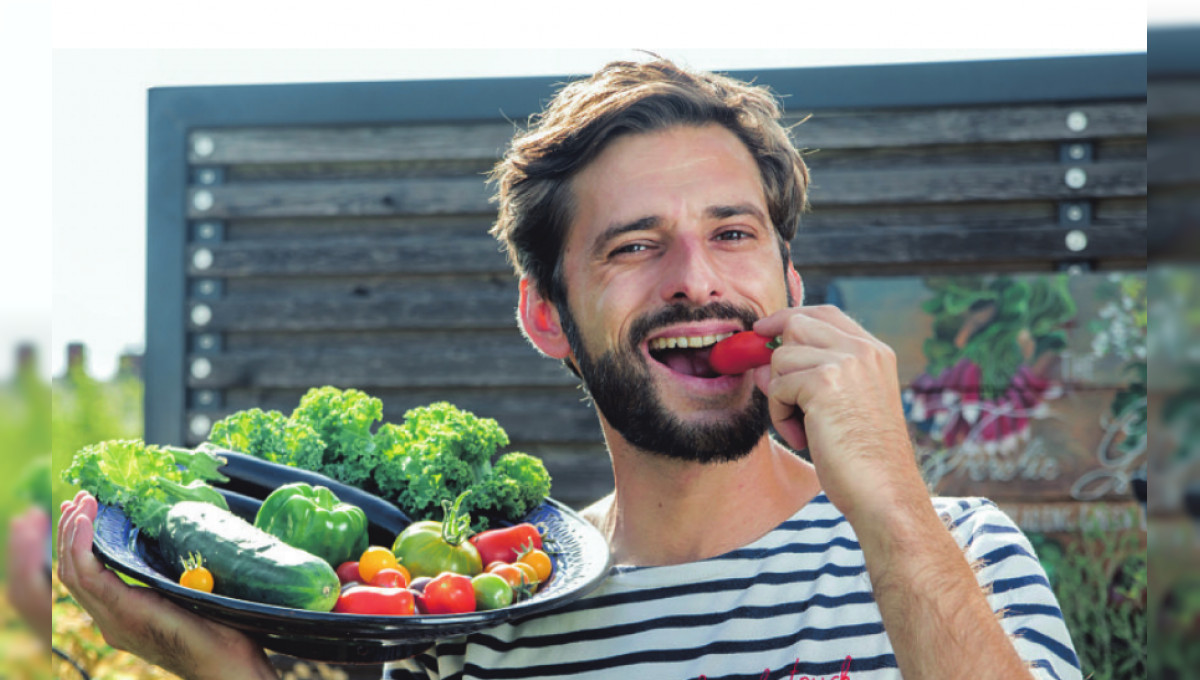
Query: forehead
xmin=566 ymin=124 xmax=767 ymax=237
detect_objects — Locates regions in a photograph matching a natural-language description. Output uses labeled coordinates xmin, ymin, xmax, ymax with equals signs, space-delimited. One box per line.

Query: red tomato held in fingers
xmin=708 ymin=331 xmax=779 ymax=375
xmin=336 ymin=561 xmax=362 ymax=586
xmin=333 ymin=586 xmax=415 ymax=616
xmin=470 ymin=523 xmax=543 ymax=566
xmin=423 ymin=572 xmax=476 ymax=614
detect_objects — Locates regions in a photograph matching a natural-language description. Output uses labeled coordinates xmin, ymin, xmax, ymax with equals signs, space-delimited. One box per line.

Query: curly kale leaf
xmin=374 ymin=402 xmax=506 ymax=519
xmin=60 ymin=439 xmax=229 ymax=539
xmin=208 ymin=408 xmax=324 ymax=470
xmin=374 ymin=403 xmax=550 ymax=530
xmin=462 ymin=452 xmax=553 ymax=531
xmin=291 ymin=386 xmax=384 ymax=489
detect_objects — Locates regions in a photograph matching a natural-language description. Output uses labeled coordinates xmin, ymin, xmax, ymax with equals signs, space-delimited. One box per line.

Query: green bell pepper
xmin=254 ymin=482 xmax=369 ymax=567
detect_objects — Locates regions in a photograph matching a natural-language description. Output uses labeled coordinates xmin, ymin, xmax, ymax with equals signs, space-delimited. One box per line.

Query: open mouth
xmin=647 ymin=332 xmax=736 ymax=379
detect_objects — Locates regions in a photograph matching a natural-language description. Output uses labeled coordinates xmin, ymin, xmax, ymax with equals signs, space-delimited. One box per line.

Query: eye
xmin=715 ymin=228 xmax=754 ymax=242
xmin=609 ymin=242 xmax=652 ymax=257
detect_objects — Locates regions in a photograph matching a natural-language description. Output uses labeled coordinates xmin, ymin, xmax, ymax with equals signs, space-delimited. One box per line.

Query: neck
xmin=593 ymin=424 xmax=821 ymax=567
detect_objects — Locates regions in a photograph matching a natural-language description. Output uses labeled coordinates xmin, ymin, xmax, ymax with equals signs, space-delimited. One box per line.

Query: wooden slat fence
xmin=156 ymin=56 xmax=1147 ymax=513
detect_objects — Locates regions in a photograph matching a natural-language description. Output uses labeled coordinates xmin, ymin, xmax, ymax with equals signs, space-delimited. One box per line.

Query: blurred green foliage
xmin=0 ymin=358 xmax=51 ymax=581
xmin=1030 ymin=523 xmax=1147 ymax=679
xmin=50 ymin=359 xmax=144 ymax=537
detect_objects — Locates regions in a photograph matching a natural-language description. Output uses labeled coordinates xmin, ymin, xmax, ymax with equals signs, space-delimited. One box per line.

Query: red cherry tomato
xmin=470 ymin=523 xmax=543 ymax=566
xmin=423 ymin=572 xmax=476 ymax=614
xmin=333 ymin=586 xmax=415 ymax=616
xmin=708 ymin=331 xmax=778 ymax=375
xmin=336 ymin=561 xmax=362 ymax=586
xmin=369 ymin=566 xmax=411 ymax=589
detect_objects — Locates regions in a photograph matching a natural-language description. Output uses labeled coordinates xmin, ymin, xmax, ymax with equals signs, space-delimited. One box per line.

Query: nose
xmin=658 ymin=235 xmax=723 ymax=305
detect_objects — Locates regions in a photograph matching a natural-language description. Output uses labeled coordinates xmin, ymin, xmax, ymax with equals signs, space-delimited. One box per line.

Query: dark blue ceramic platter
xmin=90 ymin=450 xmax=612 ymax=664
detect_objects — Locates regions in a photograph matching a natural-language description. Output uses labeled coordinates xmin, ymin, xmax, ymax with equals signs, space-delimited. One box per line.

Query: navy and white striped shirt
xmin=384 ymin=493 xmax=1080 ymax=680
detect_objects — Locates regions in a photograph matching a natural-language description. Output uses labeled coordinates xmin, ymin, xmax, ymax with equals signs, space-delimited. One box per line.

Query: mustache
xmin=627 ymin=302 xmax=760 ymax=348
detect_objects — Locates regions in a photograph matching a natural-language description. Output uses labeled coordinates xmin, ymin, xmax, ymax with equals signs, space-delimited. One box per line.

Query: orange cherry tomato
xmin=519 ymin=549 xmax=553 ymax=583
xmin=487 ymin=563 xmax=527 ymax=590
xmin=513 ymin=561 xmax=540 ymax=587
xmin=358 ymin=546 xmax=399 ymax=583
xmin=180 ymin=565 xmax=214 ymax=593
xmin=179 ymin=552 xmax=214 ymax=593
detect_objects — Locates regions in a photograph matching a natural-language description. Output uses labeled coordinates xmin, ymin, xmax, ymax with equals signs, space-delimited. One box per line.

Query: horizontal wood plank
xmin=186 ymin=177 xmax=493 ymax=219
xmin=788 ymin=102 xmax=1145 ymax=149
xmin=803 ymin=137 xmax=1145 ymax=172
xmin=225 ymin=158 xmax=494 ymax=182
xmin=187 ymin=232 xmax=509 ymax=277
xmin=189 ymin=285 xmax=520 ymax=332
xmin=802 ymin=197 xmax=1143 ymax=231
xmin=186 ymin=102 xmax=1145 ymax=166
xmin=185 ymin=342 xmax=578 ymax=390
xmin=810 ymin=160 xmax=1146 ymax=206
xmin=219 ymin=273 xmax=516 ymax=299
xmin=223 ymin=215 xmax=493 ymax=242
xmin=792 ymin=220 xmax=1145 ymax=267
xmin=189 ymin=124 xmax=517 ymax=165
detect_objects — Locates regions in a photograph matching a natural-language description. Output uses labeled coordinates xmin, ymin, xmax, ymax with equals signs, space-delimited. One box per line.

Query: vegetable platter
xmin=89 ymin=450 xmax=612 ymax=664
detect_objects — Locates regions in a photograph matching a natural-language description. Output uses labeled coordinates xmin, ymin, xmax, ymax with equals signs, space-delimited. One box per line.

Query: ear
xmin=518 ymin=277 xmax=572 ymax=359
xmin=786 ymin=262 xmax=805 ymax=307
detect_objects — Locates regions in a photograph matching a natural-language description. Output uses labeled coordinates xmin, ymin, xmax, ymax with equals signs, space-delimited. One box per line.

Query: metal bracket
xmin=191 ymin=220 xmax=225 ymax=243
xmin=186 ymin=182 xmax=225 ymax=416
xmin=188 ymin=388 xmax=224 ymax=409
xmin=1056 ymin=138 xmax=1095 ymax=272
xmin=190 ymin=165 xmax=226 ymax=186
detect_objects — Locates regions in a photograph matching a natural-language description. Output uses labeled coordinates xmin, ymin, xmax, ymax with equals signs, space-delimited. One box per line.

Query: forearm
xmin=856 ymin=498 xmax=1034 ymax=679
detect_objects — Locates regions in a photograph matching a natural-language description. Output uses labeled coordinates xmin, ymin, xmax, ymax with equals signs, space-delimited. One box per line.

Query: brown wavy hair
xmin=489 ymin=56 xmax=810 ymax=308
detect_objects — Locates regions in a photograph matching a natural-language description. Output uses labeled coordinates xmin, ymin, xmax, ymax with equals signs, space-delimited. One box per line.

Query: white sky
xmin=0 ymin=0 xmax=1177 ymax=380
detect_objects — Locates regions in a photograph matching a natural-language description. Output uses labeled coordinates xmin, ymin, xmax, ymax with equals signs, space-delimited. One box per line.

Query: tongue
xmin=663 ymin=348 xmax=717 ymax=378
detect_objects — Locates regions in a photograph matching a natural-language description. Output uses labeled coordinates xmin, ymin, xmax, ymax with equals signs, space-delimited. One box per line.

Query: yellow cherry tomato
xmin=519 ymin=548 xmax=553 ymax=582
xmin=358 ymin=546 xmax=399 ymax=583
xmin=179 ymin=552 xmax=214 ymax=593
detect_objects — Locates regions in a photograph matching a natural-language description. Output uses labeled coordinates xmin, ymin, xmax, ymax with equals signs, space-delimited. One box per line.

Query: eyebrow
xmin=590 ymin=203 xmax=767 ymax=258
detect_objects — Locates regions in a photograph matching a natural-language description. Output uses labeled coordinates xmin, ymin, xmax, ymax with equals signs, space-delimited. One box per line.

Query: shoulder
xmin=930 ymin=495 xmax=1012 ymax=531
xmin=930 ymin=496 xmax=1043 ymax=572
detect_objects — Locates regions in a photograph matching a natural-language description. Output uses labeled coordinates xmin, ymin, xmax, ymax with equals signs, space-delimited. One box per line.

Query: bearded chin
xmin=572 ymin=342 xmax=771 ymax=465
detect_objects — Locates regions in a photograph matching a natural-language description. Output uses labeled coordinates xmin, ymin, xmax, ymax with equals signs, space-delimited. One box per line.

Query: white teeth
xmin=648 ymin=331 xmax=735 ymax=351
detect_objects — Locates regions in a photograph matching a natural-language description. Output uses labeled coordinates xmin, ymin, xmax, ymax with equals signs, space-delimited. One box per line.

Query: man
xmin=57 ymin=57 xmax=1080 ymax=680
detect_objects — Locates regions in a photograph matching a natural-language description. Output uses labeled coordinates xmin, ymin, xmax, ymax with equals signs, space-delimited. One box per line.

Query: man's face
xmin=556 ymin=123 xmax=795 ymax=463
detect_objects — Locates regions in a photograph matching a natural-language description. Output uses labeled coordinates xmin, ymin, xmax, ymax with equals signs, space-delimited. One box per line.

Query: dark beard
xmin=558 ymin=301 xmax=771 ymax=464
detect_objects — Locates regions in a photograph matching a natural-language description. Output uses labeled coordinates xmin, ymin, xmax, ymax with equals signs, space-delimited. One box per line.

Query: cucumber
xmin=158 ymin=501 xmax=340 ymax=612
